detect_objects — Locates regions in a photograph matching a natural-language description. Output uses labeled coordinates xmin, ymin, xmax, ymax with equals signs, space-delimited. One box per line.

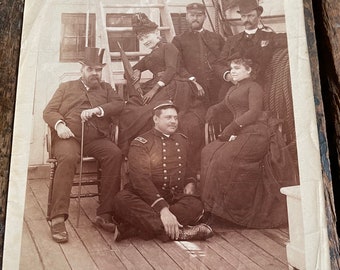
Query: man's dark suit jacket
xmin=213 ymin=29 xmax=287 ymax=84
xmin=43 ymin=79 xmax=124 ymax=142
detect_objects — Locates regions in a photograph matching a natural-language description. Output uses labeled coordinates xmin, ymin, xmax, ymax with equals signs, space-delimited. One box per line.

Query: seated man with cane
xmin=112 ymin=100 xmax=213 ymax=242
xmin=43 ymin=47 xmax=124 ymax=243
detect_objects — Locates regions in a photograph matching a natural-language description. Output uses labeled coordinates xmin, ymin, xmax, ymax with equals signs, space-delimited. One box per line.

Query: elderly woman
xmin=119 ymin=13 xmax=206 ymax=173
xmin=200 ymin=58 xmax=297 ymax=228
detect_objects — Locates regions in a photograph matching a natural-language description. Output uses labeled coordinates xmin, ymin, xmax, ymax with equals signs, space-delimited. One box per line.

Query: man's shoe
xmin=178 ymin=223 xmax=214 ymax=241
xmin=51 ymin=221 xmax=68 ymax=243
xmin=94 ymin=214 xmax=116 ymax=233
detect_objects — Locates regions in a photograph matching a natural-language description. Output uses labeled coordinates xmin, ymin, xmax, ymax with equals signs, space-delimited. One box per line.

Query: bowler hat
xmin=79 ymin=47 xmax=106 ymax=67
xmin=237 ymin=0 xmax=263 ymax=15
xmin=132 ymin=13 xmax=158 ymax=36
xmin=186 ymin=3 xmax=206 ymax=13
xmin=153 ymin=100 xmax=179 ymax=112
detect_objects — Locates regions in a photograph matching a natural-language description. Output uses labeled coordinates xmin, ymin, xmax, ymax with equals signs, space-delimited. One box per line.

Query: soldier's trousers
xmin=50 ymin=136 xmax=122 ymax=221
xmin=113 ymin=189 xmax=204 ymax=240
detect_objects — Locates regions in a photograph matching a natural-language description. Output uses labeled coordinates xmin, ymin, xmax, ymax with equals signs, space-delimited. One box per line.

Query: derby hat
xmin=186 ymin=3 xmax=206 ymax=14
xmin=79 ymin=47 xmax=106 ymax=67
xmin=237 ymin=0 xmax=263 ymax=15
xmin=132 ymin=13 xmax=158 ymax=36
xmin=153 ymin=100 xmax=179 ymax=112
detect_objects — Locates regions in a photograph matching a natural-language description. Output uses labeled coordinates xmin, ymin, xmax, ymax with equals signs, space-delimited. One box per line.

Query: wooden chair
xmin=46 ymin=122 xmax=119 ymax=222
xmin=205 ymin=122 xmax=222 ymax=145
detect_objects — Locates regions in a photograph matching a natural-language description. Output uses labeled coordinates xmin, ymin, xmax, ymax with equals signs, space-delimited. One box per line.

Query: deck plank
xmin=26 ymin=219 xmax=71 ymax=270
xmin=131 ymin=238 xmax=181 ymax=270
xmin=260 ymin=228 xmax=289 ymax=247
xmin=206 ymin=233 xmax=263 ymax=270
xmin=220 ymin=230 xmax=287 ymax=270
xmin=239 ymin=229 xmax=288 ymax=264
xmin=155 ymin=239 xmax=210 ymax=270
xmin=72 ymin=194 xmax=153 ymax=269
xmin=178 ymin=240 xmax=235 ymax=269
xmin=21 ymin=178 xmax=290 ymax=270
xmin=19 ymin=221 xmax=44 ymax=270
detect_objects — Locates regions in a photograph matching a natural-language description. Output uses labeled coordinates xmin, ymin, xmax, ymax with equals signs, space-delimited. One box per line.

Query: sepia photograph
xmin=1 ymin=0 xmax=334 ymax=269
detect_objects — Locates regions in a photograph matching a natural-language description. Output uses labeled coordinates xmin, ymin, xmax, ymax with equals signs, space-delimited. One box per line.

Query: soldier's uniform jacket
xmin=126 ymin=128 xmax=196 ymax=213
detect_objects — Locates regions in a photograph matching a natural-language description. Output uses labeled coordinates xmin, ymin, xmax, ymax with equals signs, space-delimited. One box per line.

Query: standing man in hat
xmin=43 ymin=47 xmax=124 ymax=243
xmin=213 ymin=0 xmax=287 ymax=96
xmin=112 ymin=100 xmax=213 ymax=242
xmin=172 ymin=2 xmax=225 ymax=106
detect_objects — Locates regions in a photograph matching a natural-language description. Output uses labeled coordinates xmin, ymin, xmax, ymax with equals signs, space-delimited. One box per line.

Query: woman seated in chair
xmin=119 ymin=13 xmax=206 ymax=173
xmin=201 ymin=57 xmax=297 ymax=228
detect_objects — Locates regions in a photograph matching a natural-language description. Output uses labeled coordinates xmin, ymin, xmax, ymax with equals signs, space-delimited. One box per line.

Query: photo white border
xmin=2 ymin=0 xmax=332 ymax=269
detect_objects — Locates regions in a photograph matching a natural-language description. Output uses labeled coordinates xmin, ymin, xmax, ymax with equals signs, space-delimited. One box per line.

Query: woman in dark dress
xmin=201 ymin=58 xmax=297 ymax=228
xmin=119 ymin=13 xmax=206 ymax=172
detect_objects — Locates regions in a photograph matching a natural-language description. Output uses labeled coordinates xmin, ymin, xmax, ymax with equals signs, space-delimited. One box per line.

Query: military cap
xmin=186 ymin=3 xmax=206 ymax=14
xmin=237 ymin=0 xmax=263 ymax=15
xmin=153 ymin=100 xmax=179 ymax=112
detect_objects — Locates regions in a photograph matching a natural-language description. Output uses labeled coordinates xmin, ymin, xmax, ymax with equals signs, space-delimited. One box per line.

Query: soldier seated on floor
xmin=112 ymin=100 xmax=213 ymax=241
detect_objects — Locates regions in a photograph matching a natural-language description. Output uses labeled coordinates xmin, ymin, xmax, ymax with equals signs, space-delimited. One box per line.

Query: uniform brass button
xmin=177 ymin=178 xmax=181 ymax=181
xmin=177 ymin=149 xmax=180 ymax=152
xmin=178 ymin=156 xmax=182 ymax=159
xmin=164 ymin=170 xmax=167 ymax=173
xmin=162 ymin=187 xmax=166 ymax=190
xmin=175 ymin=142 xmax=179 ymax=146
xmin=175 ymin=185 xmax=178 ymax=188
xmin=163 ymin=183 xmax=167 ymax=186
xmin=178 ymin=171 xmax=182 ymax=174
xmin=163 ymin=156 xmax=166 ymax=160
xmin=164 ymin=176 xmax=168 ymax=180
xmin=163 ymin=164 xmax=166 ymax=167
xmin=162 ymin=143 xmax=166 ymax=146
xmin=179 ymin=163 xmax=182 ymax=167
xmin=163 ymin=149 xmax=166 ymax=152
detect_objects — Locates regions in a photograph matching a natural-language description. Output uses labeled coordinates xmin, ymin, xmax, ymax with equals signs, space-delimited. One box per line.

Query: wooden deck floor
xmin=20 ymin=178 xmax=290 ymax=270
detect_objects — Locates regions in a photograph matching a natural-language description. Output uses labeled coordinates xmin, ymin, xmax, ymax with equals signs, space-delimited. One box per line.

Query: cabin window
xmin=60 ymin=13 xmax=96 ymax=62
xmin=106 ymin=13 xmax=139 ymax=61
xmin=171 ymin=13 xmax=189 ymax=35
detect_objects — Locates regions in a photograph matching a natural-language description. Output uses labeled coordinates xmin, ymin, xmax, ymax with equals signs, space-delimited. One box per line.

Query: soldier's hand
xmin=183 ymin=182 xmax=196 ymax=195
xmin=160 ymin=207 xmax=183 ymax=240
xmin=80 ymin=108 xmax=101 ymax=121
xmin=56 ymin=123 xmax=75 ymax=139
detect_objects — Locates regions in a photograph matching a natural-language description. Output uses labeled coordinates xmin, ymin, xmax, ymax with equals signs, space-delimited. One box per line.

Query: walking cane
xmin=76 ymin=120 xmax=85 ymax=227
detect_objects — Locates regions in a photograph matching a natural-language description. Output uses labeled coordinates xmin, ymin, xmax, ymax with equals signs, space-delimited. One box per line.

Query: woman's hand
xmin=143 ymin=84 xmax=159 ymax=104
xmin=218 ymin=121 xmax=242 ymax=141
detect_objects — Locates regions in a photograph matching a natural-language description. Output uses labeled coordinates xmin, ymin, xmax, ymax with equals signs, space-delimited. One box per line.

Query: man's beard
xmin=191 ymin=21 xmax=203 ymax=30
xmin=85 ymin=76 xmax=101 ymax=88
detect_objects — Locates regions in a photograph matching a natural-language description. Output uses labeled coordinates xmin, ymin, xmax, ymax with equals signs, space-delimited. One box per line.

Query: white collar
xmin=244 ymin=28 xmax=258 ymax=35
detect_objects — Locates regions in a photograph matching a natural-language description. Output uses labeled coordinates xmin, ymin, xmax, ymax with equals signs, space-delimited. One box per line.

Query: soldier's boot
xmin=178 ymin=223 xmax=214 ymax=241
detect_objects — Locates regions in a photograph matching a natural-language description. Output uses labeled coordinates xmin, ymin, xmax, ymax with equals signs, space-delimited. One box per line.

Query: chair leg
xmin=46 ymin=162 xmax=56 ymax=221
